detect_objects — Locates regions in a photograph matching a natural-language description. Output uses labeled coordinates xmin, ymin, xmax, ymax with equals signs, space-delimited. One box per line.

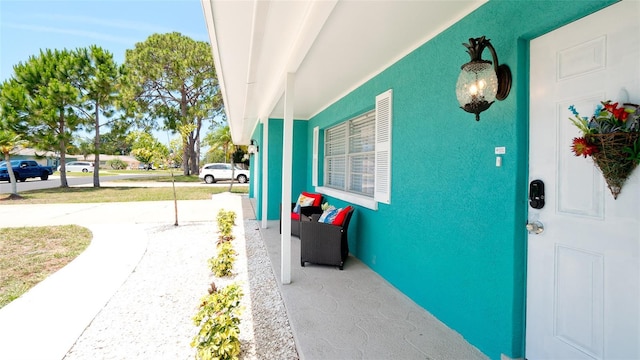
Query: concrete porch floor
xmin=242 ymin=197 xmax=488 ymax=360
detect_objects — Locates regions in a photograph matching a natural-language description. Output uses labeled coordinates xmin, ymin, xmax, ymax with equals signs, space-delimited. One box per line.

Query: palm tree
xmin=205 ymin=126 xmax=232 ymax=161
xmin=204 ymin=125 xmax=236 ymax=191
xmin=0 ymin=130 xmax=22 ymax=197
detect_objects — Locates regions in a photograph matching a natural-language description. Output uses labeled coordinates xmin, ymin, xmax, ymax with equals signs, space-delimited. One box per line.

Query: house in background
xmin=201 ymin=0 xmax=639 ymax=359
xmin=6 ymin=149 xmax=141 ymax=170
xmin=78 ymin=154 xmax=139 ymax=169
xmin=7 ymin=148 xmax=60 ymax=168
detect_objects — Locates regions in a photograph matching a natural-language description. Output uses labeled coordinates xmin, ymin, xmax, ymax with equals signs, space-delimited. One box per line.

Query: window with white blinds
xmin=324 ymin=110 xmax=376 ymax=197
xmin=317 ymin=89 xmax=392 ymax=209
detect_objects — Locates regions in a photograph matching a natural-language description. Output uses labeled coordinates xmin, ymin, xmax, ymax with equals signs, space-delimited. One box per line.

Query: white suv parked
xmin=199 ymin=163 xmax=250 ymax=184
xmin=57 ymin=161 xmax=94 ymax=173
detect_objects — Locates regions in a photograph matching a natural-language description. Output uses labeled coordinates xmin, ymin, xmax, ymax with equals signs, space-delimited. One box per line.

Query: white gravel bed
xmin=240 ymin=221 xmax=298 ymax=359
xmin=64 ymin=219 xmax=298 ymax=360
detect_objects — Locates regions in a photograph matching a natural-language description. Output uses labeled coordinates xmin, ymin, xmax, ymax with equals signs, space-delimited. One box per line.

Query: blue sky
xmin=0 ymin=0 xmax=211 ymax=144
xmin=0 ymin=0 xmax=210 ymax=82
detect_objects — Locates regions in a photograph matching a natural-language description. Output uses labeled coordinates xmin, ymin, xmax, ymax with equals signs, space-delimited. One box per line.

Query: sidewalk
xmin=0 ymin=196 xmax=229 ymax=360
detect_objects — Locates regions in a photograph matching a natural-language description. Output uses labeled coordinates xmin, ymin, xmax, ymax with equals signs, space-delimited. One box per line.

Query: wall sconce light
xmin=248 ymin=139 xmax=259 ymax=154
xmin=455 ymin=36 xmax=512 ymax=121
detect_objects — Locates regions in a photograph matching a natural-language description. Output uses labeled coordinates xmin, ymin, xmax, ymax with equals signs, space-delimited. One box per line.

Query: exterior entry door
xmin=527 ymin=1 xmax=640 ymax=359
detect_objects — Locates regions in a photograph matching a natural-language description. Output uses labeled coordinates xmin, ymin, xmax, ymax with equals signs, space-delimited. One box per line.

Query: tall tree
xmin=76 ymin=45 xmax=121 ymax=187
xmin=121 ymin=32 xmax=223 ymax=176
xmin=6 ymin=49 xmax=87 ymax=188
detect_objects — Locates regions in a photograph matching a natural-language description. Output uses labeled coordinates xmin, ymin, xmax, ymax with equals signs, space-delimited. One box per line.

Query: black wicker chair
xmin=279 ymin=202 xmax=323 ymax=237
xmin=300 ymin=208 xmax=354 ymax=270
xmin=292 ymin=203 xmax=323 ymax=237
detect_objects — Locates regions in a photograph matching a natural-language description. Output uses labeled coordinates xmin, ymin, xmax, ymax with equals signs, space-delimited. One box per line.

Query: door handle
xmin=526 ymin=221 xmax=544 ymax=234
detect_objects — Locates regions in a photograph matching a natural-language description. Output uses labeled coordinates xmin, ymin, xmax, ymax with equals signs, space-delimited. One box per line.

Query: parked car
xmin=58 ymin=161 xmax=94 ymax=173
xmin=0 ymin=160 xmax=54 ymax=182
xmin=199 ymin=163 xmax=250 ymax=184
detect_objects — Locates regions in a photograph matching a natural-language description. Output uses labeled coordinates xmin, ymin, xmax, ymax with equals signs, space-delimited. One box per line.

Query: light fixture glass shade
xmin=456 ymin=61 xmax=498 ymax=121
xmin=456 ymin=61 xmax=498 ymax=115
xmin=248 ymin=144 xmax=257 ymax=154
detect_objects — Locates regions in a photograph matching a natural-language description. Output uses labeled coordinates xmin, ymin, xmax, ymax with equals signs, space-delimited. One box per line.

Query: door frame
xmin=522 ymin=1 xmax=638 ymax=357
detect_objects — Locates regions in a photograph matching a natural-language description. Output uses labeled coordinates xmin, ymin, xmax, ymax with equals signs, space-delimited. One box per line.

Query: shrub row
xmin=192 ymin=209 xmax=243 ymax=360
xmin=191 ymin=283 xmax=244 ymax=360
xmin=209 ymin=242 xmax=236 ymax=277
xmin=211 ymin=209 xmax=238 ymax=276
xmin=216 ymin=210 xmax=237 ymax=244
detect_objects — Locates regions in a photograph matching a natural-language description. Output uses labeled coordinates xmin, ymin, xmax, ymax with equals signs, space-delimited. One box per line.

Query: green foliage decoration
xmin=191 ymin=283 xmax=244 ymax=360
xmin=209 ymin=242 xmax=236 ymax=277
xmin=216 ymin=210 xmax=237 ymax=227
xmin=217 ymin=232 xmax=235 ymax=245
xmin=216 ymin=209 xmax=236 ymax=243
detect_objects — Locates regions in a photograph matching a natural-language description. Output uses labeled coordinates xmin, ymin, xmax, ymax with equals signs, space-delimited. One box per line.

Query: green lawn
xmin=0 ymin=225 xmax=91 ymax=309
xmin=0 ymin=183 xmax=247 ymax=204
xmin=0 ymin=178 xmax=249 ymax=307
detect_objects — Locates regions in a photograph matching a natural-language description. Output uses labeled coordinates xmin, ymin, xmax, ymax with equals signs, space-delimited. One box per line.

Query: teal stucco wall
xmin=300 ymin=1 xmax=618 ymax=359
xmin=248 ymin=123 xmax=262 ymax=200
xmin=254 ymin=118 xmax=309 ymax=220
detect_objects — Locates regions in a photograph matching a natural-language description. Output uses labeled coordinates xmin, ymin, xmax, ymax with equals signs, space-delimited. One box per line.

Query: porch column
xmin=280 ymin=72 xmax=295 ymax=285
xmin=261 ymin=117 xmax=269 ymax=229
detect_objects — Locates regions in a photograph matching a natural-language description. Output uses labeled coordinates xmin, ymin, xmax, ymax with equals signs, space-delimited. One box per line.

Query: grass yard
xmin=0 ymin=185 xmax=247 ymax=204
xmin=0 ymin=225 xmax=92 ymax=309
xmin=0 ymin=179 xmax=248 ymax=307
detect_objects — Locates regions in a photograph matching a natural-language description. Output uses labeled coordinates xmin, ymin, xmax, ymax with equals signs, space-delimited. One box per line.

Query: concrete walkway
xmin=0 ymin=197 xmax=224 ymax=360
xmin=250 ymin=197 xmax=488 ymax=360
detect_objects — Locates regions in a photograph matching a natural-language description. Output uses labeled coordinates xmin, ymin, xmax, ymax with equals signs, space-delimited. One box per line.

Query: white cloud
xmin=3 ymin=22 xmax=139 ymax=45
xmin=26 ymin=13 xmax=173 ymax=35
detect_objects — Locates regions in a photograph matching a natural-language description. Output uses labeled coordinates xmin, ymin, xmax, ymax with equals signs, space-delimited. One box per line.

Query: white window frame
xmin=315 ymin=90 xmax=392 ymax=210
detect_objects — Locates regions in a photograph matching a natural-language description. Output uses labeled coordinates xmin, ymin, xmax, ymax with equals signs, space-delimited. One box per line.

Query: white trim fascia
xmin=200 ymin=0 xmax=232 ymax=128
xmin=312 ymin=126 xmax=319 ymax=187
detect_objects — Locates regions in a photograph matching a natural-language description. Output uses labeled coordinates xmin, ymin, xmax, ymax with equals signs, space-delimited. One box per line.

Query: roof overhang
xmin=201 ymin=0 xmax=486 ymax=144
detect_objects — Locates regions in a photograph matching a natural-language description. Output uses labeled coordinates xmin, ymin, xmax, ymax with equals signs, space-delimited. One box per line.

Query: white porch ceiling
xmin=201 ymin=0 xmax=486 ymax=144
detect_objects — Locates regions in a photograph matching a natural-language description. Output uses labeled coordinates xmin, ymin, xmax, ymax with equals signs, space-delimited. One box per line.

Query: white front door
xmin=527 ymin=1 xmax=640 ymax=359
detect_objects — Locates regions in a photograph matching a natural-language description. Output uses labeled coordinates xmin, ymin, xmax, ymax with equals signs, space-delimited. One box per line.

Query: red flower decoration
xmin=616 ymin=108 xmax=629 ymax=122
xmin=603 ymin=102 xmax=629 ymax=122
xmin=571 ymin=137 xmax=598 ymax=157
xmin=603 ymin=102 xmax=618 ymax=113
